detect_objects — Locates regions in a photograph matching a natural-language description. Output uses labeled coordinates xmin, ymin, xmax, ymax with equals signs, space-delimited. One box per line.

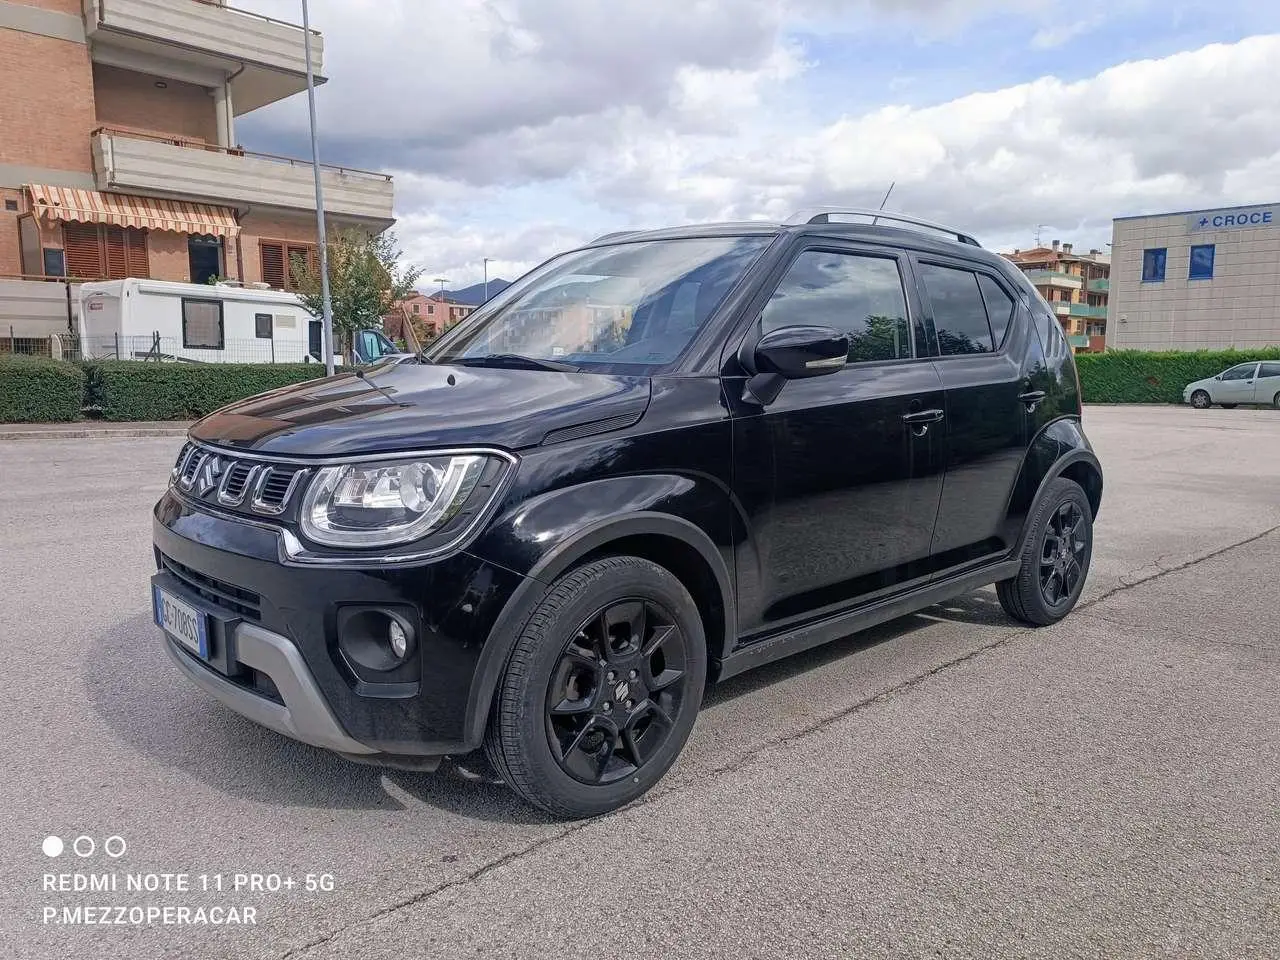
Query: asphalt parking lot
xmin=1 ymin=404 xmax=1277 ymax=960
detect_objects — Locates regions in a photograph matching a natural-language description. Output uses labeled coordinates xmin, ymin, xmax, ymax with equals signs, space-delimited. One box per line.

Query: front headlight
xmin=299 ymin=453 xmax=502 ymax=548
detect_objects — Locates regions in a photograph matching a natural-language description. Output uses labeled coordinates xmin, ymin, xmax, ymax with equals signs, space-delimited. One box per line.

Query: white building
xmin=1107 ymin=202 xmax=1280 ymax=351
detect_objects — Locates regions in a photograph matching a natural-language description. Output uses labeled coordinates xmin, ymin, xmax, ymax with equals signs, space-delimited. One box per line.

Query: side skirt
xmin=714 ymin=559 xmax=1021 ymax=682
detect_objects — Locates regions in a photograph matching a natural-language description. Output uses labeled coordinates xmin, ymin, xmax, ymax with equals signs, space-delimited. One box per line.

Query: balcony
xmin=92 ymin=128 xmax=394 ymax=226
xmin=83 ymin=0 xmax=325 ymax=113
xmin=1086 ymin=277 xmax=1110 ymax=294
xmin=1067 ymin=334 xmax=1090 ymax=350
xmin=1067 ymin=303 xmax=1108 ymax=320
xmin=1023 ymin=269 xmax=1083 ymax=290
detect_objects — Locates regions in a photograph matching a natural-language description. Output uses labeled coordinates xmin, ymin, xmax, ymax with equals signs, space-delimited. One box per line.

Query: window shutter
xmin=63 ymin=223 xmax=103 ymax=280
xmin=124 ymin=229 xmax=150 ymax=279
xmin=103 ymin=227 xmax=127 ymax=279
xmin=261 ymin=241 xmax=285 ymax=289
xmin=286 ymin=244 xmax=316 ymax=291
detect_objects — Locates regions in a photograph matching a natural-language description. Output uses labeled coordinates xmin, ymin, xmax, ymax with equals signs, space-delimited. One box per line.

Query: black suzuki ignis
xmin=152 ymin=209 xmax=1103 ymax=818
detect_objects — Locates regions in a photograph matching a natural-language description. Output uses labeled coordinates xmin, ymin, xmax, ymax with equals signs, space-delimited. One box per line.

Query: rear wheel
xmin=1272 ymin=391 xmax=1280 ymax=410
xmin=1190 ymin=390 xmax=1211 ymax=409
xmin=484 ymin=556 xmax=706 ymax=819
xmin=997 ymin=477 xmax=1094 ymax=626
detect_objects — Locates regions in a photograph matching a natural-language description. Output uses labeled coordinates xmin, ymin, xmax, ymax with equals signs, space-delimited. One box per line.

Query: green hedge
xmin=1076 ymin=348 xmax=1280 ymax=404
xmin=0 ymin=354 xmax=87 ymax=422
xmin=88 ymin=361 xmax=331 ymax=421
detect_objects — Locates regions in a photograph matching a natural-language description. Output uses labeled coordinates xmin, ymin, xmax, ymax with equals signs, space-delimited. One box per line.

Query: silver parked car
xmin=1184 ymin=361 xmax=1280 ymax=409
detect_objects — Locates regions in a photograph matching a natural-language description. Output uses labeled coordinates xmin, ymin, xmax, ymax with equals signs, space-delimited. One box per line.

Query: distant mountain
xmin=443 ymin=278 xmax=512 ymax=306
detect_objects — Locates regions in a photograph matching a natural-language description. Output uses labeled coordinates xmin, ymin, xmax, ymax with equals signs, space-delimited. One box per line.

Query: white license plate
xmin=153 ymin=585 xmax=209 ymax=659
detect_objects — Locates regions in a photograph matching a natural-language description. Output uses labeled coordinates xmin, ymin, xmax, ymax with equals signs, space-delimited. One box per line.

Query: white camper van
xmin=77 ymin=279 xmax=325 ymax=364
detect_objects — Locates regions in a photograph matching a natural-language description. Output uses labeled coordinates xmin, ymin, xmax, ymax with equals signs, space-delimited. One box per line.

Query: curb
xmin=0 ymin=426 xmax=191 ymax=441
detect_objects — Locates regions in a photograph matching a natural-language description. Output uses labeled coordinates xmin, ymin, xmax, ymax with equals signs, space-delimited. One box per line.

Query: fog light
xmin=389 ymin=619 xmax=409 ymax=659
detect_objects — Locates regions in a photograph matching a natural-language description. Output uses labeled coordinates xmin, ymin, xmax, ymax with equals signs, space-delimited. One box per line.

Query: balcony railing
xmin=1086 ymin=277 xmax=1110 ymax=293
xmin=92 ymin=128 xmax=394 ymax=224
xmin=1067 ymin=303 xmax=1108 ymax=320
xmin=1023 ymin=269 xmax=1083 ymax=290
xmin=84 ymin=0 xmax=325 ymax=112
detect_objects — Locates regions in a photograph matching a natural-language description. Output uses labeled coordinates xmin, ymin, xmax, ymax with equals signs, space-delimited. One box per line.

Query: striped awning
xmin=25 ymin=185 xmax=239 ymax=238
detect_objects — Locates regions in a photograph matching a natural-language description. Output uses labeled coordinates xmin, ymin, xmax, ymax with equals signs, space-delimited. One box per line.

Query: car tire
xmin=484 ymin=555 xmax=706 ymax=819
xmin=997 ymin=477 xmax=1094 ymax=627
xmin=1189 ymin=390 xmax=1211 ymax=409
xmin=1272 ymin=391 xmax=1280 ymax=410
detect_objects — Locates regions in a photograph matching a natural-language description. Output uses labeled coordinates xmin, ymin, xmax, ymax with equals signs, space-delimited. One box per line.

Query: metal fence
xmin=1 ymin=329 xmax=316 ymax=365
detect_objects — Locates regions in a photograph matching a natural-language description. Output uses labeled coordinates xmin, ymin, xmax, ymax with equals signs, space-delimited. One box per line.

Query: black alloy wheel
xmin=545 ymin=598 xmax=689 ymax=785
xmin=1039 ymin=501 xmax=1087 ymax=609
xmin=997 ymin=477 xmax=1094 ymax=626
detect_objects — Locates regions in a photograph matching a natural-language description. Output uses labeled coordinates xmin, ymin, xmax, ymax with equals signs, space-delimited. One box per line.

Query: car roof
xmin=582 ymin=219 xmax=1019 ymax=278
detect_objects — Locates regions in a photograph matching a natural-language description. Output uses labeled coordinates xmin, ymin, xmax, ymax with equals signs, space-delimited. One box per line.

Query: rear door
xmin=911 ymin=256 xmax=1034 ymax=573
xmin=730 ymin=241 xmax=947 ymax=638
xmin=1252 ymin=362 xmax=1280 ymax=405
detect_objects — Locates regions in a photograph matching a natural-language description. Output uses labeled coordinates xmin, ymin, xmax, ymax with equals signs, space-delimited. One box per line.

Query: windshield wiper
xmin=452 ymin=353 xmax=582 ymax=373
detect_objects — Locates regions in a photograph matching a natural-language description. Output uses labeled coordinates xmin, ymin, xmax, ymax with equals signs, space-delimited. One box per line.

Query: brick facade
xmin=0 ymin=30 xmax=96 ymax=175
xmin=92 ymin=64 xmax=218 ymax=144
xmin=147 ymin=231 xmax=195 ymax=283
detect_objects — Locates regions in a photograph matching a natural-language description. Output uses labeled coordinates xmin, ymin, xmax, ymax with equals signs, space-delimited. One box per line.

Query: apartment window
xmin=1189 ymin=244 xmax=1215 ymax=280
xmin=4 ymin=199 xmax=17 ymax=212
xmin=259 ymin=240 xmax=317 ymax=291
xmin=412 ymin=303 xmax=420 ymax=314
xmin=254 ymin=313 xmax=273 ymax=339
xmin=1141 ymin=248 xmax=1167 ymax=283
xmin=62 ymin=222 xmax=149 ymax=280
xmin=182 ymin=298 xmax=224 ymax=349
xmin=427 ymin=304 xmax=435 ymax=315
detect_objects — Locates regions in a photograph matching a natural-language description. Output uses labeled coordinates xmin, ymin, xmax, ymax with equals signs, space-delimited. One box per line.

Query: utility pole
xmin=434 ymin=277 xmax=449 ymax=328
xmin=483 ymin=258 xmax=492 ymax=303
xmin=301 ymin=0 xmax=334 ymax=375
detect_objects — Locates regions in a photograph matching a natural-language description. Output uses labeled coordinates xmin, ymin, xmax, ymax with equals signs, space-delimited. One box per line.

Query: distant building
xmin=1003 ymin=241 xmax=1111 ymax=353
xmin=1107 ymin=203 xmax=1280 ymax=351
xmin=389 ymin=291 xmax=476 ymax=344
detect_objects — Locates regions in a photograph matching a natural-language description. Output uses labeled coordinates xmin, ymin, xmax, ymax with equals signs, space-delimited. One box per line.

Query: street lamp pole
xmin=301 ymin=0 xmax=334 ymax=376
xmin=433 ymin=278 xmax=449 ymax=328
xmin=483 ymin=258 xmax=492 ymax=303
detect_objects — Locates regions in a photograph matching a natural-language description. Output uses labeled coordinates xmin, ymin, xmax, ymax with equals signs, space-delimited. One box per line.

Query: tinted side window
xmin=761 ymin=251 xmax=912 ymax=362
xmin=976 ymin=274 xmax=1015 ymax=348
xmin=1259 ymin=362 xmax=1280 ymax=378
xmin=918 ymin=263 xmax=994 ymax=355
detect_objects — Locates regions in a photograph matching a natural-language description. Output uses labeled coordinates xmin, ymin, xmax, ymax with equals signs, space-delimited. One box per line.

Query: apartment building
xmin=1003 ymin=241 xmax=1111 ymax=352
xmin=0 ymin=0 xmax=394 ymax=337
xmin=1107 ymin=203 xmax=1280 ymax=351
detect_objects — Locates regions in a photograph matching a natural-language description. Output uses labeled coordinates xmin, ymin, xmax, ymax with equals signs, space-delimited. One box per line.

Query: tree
xmin=292 ymin=229 xmax=423 ymax=354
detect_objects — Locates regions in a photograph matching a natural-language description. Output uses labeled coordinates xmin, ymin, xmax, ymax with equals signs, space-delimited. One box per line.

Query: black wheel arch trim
xmin=458 ymin=512 xmax=734 ymax=751
xmin=1018 ymin=445 xmax=1103 ymax=548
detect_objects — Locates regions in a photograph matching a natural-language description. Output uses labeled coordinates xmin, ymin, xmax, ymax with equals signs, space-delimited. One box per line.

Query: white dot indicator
xmin=42 ymin=836 xmax=64 ymax=858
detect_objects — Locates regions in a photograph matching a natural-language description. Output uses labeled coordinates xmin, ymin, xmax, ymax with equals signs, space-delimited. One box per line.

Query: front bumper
xmin=152 ymin=488 xmax=529 ymax=759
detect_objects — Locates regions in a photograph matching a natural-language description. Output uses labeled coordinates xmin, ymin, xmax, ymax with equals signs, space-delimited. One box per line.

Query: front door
xmin=912 ymin=257 xmax=1035 ymax=571
xmin=1216 ymin=363 xmax=1259 ymax=403
xmin=731 ymin=243 xmax=947 ymax=640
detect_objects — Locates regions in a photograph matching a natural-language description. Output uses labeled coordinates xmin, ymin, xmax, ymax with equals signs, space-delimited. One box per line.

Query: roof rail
xmin=785 ymin=207 xmax=982 ymax=247
xmin=589 ymin=230 xmax=642 ymax=244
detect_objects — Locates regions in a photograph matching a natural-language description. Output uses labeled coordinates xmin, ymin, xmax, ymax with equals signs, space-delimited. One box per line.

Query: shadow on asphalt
xmin=83 ymin=593 xmax=1015 ymax=823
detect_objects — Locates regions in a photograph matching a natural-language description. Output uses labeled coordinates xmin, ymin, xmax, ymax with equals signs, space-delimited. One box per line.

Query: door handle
xmin=902 ymin=408 xmax=944 ymax=437
xmin=1019 ymin=390 xmax=1047 ymax=410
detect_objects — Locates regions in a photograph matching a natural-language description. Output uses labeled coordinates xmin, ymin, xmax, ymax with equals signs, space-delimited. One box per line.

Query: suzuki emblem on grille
xmin=193 ymin=455 xmax=224 ymax=497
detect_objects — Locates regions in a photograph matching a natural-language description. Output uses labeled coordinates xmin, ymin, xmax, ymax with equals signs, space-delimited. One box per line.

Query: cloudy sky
xmin=238 ymin=0 xmax=1280 ymax=290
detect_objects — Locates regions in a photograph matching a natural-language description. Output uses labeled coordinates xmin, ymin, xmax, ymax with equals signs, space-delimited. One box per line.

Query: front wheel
xmin=1272 ymin=391 xmax=1280 ymax=410
xmin=997 ymin=477 xmax=1094 ymax=626
xmin=484 ymin=556 xmax=706 ymax=819
xmin=1189 ymin=390 xmax=1211 ymax=409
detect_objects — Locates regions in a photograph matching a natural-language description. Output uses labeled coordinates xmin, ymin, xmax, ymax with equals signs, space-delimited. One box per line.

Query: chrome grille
xmin=171 ymin=443 xmax=309 ymax=519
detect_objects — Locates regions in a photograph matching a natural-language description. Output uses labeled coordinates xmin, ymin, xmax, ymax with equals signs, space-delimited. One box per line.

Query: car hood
xmin=188 ymin=364 xmax=652 ymax=456
xmin=1184 ymin=376 xmax=1215 ymax=393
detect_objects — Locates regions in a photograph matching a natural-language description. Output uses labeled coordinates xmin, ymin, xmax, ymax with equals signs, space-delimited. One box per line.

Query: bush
xmin=0 ymin=355 xmax=85 ymax=422
xmin=88 ymin=361 xmax=332 ymax=421
xmin=1076 ymin=348 xmax=1280 ymax=404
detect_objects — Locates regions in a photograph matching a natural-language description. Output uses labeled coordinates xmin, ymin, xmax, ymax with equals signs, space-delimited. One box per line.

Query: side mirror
xmin=743 ymin=325 xmax=849 ymax=406
xmin=754 ymin=325 xmax=849 ymax=379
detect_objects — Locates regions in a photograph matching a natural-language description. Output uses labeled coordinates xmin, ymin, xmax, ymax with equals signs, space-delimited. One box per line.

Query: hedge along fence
xmin=1075 ymin=348 xmax=1280 ymax=404
xmin=88 ymin=361 xmax=333 ymax=421
xmin=0 ymin=354 xmax=87 ymax=422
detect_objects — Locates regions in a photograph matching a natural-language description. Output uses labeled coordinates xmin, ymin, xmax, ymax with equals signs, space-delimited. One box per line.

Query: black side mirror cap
xmin=754 ymin=325 xmax=849 ymax=379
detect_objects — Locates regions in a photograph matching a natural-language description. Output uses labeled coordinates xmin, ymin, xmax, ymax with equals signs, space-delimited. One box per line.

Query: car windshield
xmin=428 ymin=235 xmax=775 ymax=374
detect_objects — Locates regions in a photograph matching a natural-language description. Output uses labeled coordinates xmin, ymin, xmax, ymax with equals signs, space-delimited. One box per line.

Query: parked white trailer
xmin=77 ymin=279 xmax=325 ymax=364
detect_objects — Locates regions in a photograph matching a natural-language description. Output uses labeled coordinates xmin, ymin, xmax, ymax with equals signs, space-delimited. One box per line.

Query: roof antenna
xmin=1034 ymin=224 xmax=1047 ymax=247
xmin=872 ymin=181 xmax=895 ymax=225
